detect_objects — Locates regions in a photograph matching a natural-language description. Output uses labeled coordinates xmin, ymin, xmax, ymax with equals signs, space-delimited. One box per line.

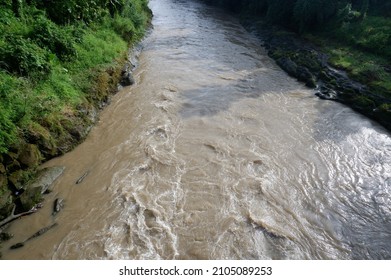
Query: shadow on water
xmin=309 ymin=95 xmax=391 ymax=259
xmin=178 ymin=67 xmax=301 ymax=118
xmin=311 ymin=99 xmax=390 ymax=142
xmin=179 ymin=84 xmax=269 ymax=118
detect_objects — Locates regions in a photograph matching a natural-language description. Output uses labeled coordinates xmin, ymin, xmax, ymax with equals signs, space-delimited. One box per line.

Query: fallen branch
xmin=76 ymin=170 xmax=89 ymax=184
xmin=10 ymin=223 xmax=58 ymax=250
xmin=0 ymin=204 xmax=42 ymax=228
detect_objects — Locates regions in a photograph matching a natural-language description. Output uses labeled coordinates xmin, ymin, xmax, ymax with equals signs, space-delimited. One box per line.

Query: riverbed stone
xmin=0 ymin=163 xmax=5 ymax=174
xmin=0 ymin=232 xmax=13 ymax=242
xmin=52 ymin=198 xmax=64 ymax=216
xmin=6 ymin=160 xmax=21 ymax=174
xmin=25 ymin=124 xmax=58 ymax=159
xmin=39 ymin=136 xmax=58 ymax=159
xmin=29 ymin=166 xmax=66 ymax=194
xmin=18 ymin=144 xmax=42 ymax=168
xmin=4 ymin=152 xmax=21 ymax=174
xmin=121 ymin=72 xmax=135 ymax=86
xmin=19 ymin=186 xmax=42 ymax=212
xmin=0 ymin=174 xmax=7 ymax=189
xmin=0 ymin=183 xmax=13 ymax=221
xmin=8 ymin=170 xmax=24 ymax=190
xmin=4 ymin=152 xmax=17 ymax=163
xmin=296 ymin=66 xmax=316 ymax=88
xmin=276 ymin=57 xmax=298 ymax=77
xmin=67 ymin=123 xmax=89 ymax=142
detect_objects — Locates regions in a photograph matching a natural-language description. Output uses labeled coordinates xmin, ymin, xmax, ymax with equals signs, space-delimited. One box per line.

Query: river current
xmin=2 ymin=0 xmax=391 ymax=259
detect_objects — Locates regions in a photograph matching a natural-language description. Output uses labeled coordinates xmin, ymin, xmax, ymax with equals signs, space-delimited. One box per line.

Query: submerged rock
xmin=18 ymin=144 xmax=42 ymax=168
xmin=0 ymin=232 xmax=13 ymax=242
xmin=121 ymin=72 xmax=135 ymax=86
xmin=17 ymin=166 xmax=65 ymax=212
xmin=0 ymin=174 xmax=7 ymax=189
xmin=19 ymin=186 xmax=42 ymax=212
xmin=53 ymin=198 xmax=64 ymax=216
xmin=0 ymin=185 xmax=13 ymax=222
xmin=8 ymin=170 xmax=24 ymax=190
xmin=29 ymin=166 xmax=66 ymax=195
xmin=276 ymin=57 xmax=297 ymax=77
xmin=0 ymin=163 xmax=5 ymax=174
xmin=296 ymin=66 xmax=316 ymax=88
xmin=120 ymin=61 xmax=136 ymax=86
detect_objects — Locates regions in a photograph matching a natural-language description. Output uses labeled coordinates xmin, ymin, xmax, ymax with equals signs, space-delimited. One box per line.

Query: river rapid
xmin=2 ymin=0 xmax=391 ymax=260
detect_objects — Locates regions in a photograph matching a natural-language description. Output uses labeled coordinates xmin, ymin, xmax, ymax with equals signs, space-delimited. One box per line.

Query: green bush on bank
xmin=0 ymin=0 xmax=151 ymax=154
xmin=329 ymin=16 xmax=391 ymax=60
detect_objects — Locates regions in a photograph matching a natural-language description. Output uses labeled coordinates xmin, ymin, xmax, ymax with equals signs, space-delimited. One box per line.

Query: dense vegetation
xmin=202 ymin=0 xmax=391 ymax=31
xmin=0 ymin=0 xmax=150 ymax=154
xmin=202 ymin=0 xmax=391 ymax=103
xmin=0 ymin=0 xmax=151 ymax=234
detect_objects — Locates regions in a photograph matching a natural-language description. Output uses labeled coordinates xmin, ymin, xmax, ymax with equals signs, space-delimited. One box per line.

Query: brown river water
xmin=2 ymin=0 xmax=391 ymax=260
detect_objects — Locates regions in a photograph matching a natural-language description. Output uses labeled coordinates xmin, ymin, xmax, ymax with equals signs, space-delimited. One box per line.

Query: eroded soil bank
xmin=0 ymin=15 xmax=152 ymax=257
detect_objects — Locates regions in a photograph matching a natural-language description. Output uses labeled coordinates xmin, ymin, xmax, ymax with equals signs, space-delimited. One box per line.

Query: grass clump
xmin=319 ymin=36 xmax=391 ymax=98
xmin=331 ymin=16 xmax=391 ymax=60
xmin=0 ymin=0 xmax=151 ymax=155
xmin=303 ymin=14 xmax=391 ymax=99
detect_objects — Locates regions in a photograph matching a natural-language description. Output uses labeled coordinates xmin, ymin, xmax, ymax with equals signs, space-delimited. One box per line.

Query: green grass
xmin=304 ymin=15 xmax=391 ymax=99
xmin=321 ymin=43 xmax=391 ymax=98
xmin=0 ymin=1 xmax=151 ymax=154
xmin=71 ymin=28 xmax=127 ymax=71
xmin=333 ymin=16 xmax=391 ymax=60
xmin=0 ymin=27 xmax=128 ymax=152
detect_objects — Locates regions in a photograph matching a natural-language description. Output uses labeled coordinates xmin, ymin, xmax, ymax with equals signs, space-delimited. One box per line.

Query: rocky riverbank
xmin=242 ymin=20 xmax=391 ymax=132
xmin=0 ymin=45 xmax=142 ymax=255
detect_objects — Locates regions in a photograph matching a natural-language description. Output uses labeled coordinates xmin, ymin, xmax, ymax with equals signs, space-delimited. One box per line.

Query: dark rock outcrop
xmin=120 ymin=62 xmax=136 ymax=86
xmin=19 ymin=186 xmax=43 ymax=212
xmin=17 ymin=144 xmax=42 ymax=168
xmin=0 ymin=182 xmax=13 ymax=222
xmin=0 ymin=232 xmax=13 ymax=242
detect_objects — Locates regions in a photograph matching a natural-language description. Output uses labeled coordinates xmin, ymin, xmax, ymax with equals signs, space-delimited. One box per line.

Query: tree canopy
xmin=201 ymin=0 xmax=391 ymax=32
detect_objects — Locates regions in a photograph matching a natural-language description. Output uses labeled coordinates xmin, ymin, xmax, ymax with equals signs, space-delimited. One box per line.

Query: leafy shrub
xmin=0 ymin=104 xmax=17 ymax=153
xmin=121 ymin=0 xmax=147 ymax=29
xmin=378 ymin=103 xmax=391 ymax=112
xmin=0 ymin=36 xmax=51 ymax=78
xmin=31 ymin=16 xmax=77 ymax=61
xmin=0 ymin=5 xmax=13 ymax=25
xmin=0 ymin=0 xmax=151 ymax=154
xmin=37 ymin=0 xmax=106 ymax=25
xmin=333 ymin=16 xmax=391 ymax=59
xmin=112 ymin=15 xmax=137 ymax=41
xmin=0 ymin=72 xmax=20 ymax=153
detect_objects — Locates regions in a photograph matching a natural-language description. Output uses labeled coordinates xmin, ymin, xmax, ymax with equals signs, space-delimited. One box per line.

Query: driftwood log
xmin=76 ymin=171 xmax=89 ymax=184
xmin=0 ymin=204 xmax=42 ymax=228
xmin=10 ymin=223 xmax=58 ymax=250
